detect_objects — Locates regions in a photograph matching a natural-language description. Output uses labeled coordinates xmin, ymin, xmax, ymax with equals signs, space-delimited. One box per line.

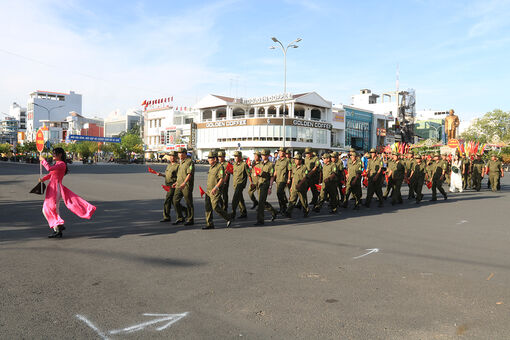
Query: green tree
xmin=460 ymin=109 xmax=510 ymax=143
xmin=0 ymin=143 xmax=12 ymax=154
xmin=121 ymin=133 xmax=143 ymax=159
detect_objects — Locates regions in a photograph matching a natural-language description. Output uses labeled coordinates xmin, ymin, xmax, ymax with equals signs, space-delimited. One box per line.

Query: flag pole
xmin=40 ymin=151 xmax=43 ymax=192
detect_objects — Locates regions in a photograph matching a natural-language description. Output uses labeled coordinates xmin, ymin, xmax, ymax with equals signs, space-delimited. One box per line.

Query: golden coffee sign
xmin=196 ymin=118 xmax=332 ymax=130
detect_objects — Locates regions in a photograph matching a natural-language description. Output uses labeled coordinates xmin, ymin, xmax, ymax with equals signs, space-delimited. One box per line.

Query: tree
xmin=121 ymin=133 xmax=143 ymax=159
xmin=460 ymin=109 xmax=510 ymax=143
xmin=0 ymin=143 xmax=12 ymax=154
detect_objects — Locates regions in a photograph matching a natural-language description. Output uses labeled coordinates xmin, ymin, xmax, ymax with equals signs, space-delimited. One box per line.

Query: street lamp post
xmin=270 ymin=37 xmax=301 ymax=149
xmin=33 ymin=103 xmax=64 ymax=142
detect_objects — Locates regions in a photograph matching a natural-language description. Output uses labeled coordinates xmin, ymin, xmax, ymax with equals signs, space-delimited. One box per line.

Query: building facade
xmin=0 ymin=117 xmax=18 ymax=144
xmin=343 ymin=105 xmax=373 ymax=151
xmin=194 ymin=92 xmax=337 ymax=159
xmin=104 ymin=109 xmax=142 ymax=137
xmin=26 ymin=90 xmax=82 ymax=142
xmin=65 ymin=112 xmax=104 ymax=138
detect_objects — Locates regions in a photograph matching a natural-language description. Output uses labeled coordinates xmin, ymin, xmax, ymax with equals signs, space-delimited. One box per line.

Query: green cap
xmin=434 ymin=153 xmax=440 ymax=157
xmin=233 ymin=151 xmax=242 ymax=157
xmin=168 ymin=151 xmax=177 ymax=157
xmin=369 ymin=148 xmax=376 ymax=153
xmin=261 ymin=149 xmax=271 ymax=156
xmin=349 ymin=148 xmax=356 ymax=153
xmin=409 ymin=150 xmax=415 ymax=154
xmin=218 ymin=150 xmax=226 ymax=157
xmin=293 ymin=153 xmax=303 ymax=160
xmin=254 ymin=151 xmax=261 ymax=156
xmin=331 ymin=151 xmax=339 ymax=158
xmin=207 ymin=151 xmax=217 ymax=158
xmin=322 ymin=153 xmax=331 ymax=159
xmin=304 ymin=147 xmax=313 ymax=154
xmin=177 ymin=147 xmax=187 ymax=153
xmin=415 ymin=155 xmax=422 ymax=160
xmin=278 ymin=147 xmax=286 ymax=152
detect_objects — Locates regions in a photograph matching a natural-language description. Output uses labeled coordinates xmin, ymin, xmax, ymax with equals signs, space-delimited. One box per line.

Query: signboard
xmin=36 ymin=129 xmax=45 ymax=152
xmin=69 ymin=135 xmax=121 ymax=143
xmin=196 ymin=117 xmax=332 ymax=130
xmin=164 ymin=143 xmax=187 ymax=151
xmin=333 ymin=112 xmax=345 ymax=122
xmin=377 ymin=128 xmax=387 ymax=136
xmin=447 ymin=138 xmax=459 ymax=149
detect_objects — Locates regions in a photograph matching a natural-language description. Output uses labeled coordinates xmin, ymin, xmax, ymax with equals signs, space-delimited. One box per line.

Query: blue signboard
xmin=69 ymin=135 xmax=121 ymax=143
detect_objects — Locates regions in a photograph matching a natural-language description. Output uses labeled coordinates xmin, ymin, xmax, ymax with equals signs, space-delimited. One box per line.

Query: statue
xmin=444 ymin=109 xmax=460 ymax=140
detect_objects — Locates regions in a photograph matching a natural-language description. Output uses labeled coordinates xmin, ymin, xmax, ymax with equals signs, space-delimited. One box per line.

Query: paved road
xmin=1 ymin=162 xmax=509 ymax=339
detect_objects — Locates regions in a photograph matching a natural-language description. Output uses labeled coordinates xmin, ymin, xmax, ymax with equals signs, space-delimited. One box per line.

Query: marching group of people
xmin=157 ymin=146 xmax=505 ymax=229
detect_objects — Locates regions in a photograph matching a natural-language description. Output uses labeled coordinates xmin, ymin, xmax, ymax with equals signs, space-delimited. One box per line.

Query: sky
xmin=1 ymin=0 xmax=509 ymax=121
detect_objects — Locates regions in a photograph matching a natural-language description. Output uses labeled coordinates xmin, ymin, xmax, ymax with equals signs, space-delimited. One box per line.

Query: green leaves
xmin=460 ymin=109 xmax=510 ymax=143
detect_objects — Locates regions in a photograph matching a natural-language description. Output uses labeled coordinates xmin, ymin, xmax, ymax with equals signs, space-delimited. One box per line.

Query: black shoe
xmin=353 ymin=205 xmax=360 ymax=210
xmin=48 ymin=226 xmax=63 ymax=238
xmin=285 ymin=212 xmax=292 ymax=218
xmin=303 ymin=210 xmax=309 ymax=218
xmin=160 ymin=219 xmax=171 ymax=223
xmin=251 ymin=203 xmax=258 ymax=210
xmin=226 ymin=219 xmax=232 ymax=228
xmin=271 ymin=212 xmax=277 ymax=221
xmin=202 ymin=225 xmax=215 ymax=230
xmin=444 ymin=195 xmax=447 ymax=201
xmin=254 ymin=221 xmax=264 ymax=226
xmin=184 ymin=220 xmax=194 ymax=226
xmin=172 ymin=220 xmax=184 ymax=225
xmin=238 ymin=214 xmax=248 ymax=219
xmin=313 ymin=207 xmax=320 ymax=213
xmin=430 ymin=198 xmax=437 ymax=202
xmin=383 ymin=196 xmax=388 ymax=200
xmin=329 ymin=209 xmax=336 ymax=214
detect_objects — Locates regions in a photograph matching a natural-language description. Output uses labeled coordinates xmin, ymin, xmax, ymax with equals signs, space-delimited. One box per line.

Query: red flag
xmin=363 ymin=178 xmax=368 ymax=187
xmin=385 ymin=173 xmax=389 ymax=184
xmin=254 ymin=167 xmax=262 ymax=176
xmin=199 ymin=186 xmax=206 ymax=197
xmin=341 ymin=186 xmax=346 ymax=195
xmin=171 ymin=96 xmax=173 ymax=101
xmin=162 ymin=185 xmax=170 ymax=192
xmin=426 ymin=181 xmax=432 ymax=189
xmin=315 ymin=184 xmax=322 ymax=191
xmin=246 ymin=157 xmax=251 ymax=166
xmin=226 ymin=162 xmax=234 ymax=174
xmin=141 ymin=100 xmax=146 ymax=106
xmin=148 ymin=167 xmax=158 ymax=175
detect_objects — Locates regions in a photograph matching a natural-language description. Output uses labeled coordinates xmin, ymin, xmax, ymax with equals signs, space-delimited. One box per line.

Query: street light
xmin=33 ymin=103 xmax=64 ymax=143
xmin=270 ymin=36 xmax=302 ymax=148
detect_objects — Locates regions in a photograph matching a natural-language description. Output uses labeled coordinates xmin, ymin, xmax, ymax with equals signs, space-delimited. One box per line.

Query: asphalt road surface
xmin=1 ymin=162 xmax=509 ymax=339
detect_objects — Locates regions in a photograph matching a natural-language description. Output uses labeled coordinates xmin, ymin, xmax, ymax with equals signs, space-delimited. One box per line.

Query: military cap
xmin=286 ymin=149 xmax=292 ymax=154
xmin=278 ymin=147 xmax=286 ymax=152
xmin=331 ymin=151 xmax=339 ymax=158
xmin=217 ymin=150 xmax=226 ymax=157
xmin=168 ymin=151 xmax=177 ymax=157
xmin=177 ymin=147 xmax=187 ymax=153
xmin=369 ymin=148 xmax=377 ymax=153
xmin=254 ymin=151 xmax=261 ymax=156
xmin=261 ymin=149 xmax=271 ymax=156
xmin=391 ymin=152 xmax=398 ymax=156
xmin=415 ymin=155 xmax=422 ymax=160
xmin=434 ymin=153 xmax=440 ymax=157
xmin=322 ymin=153 xmax=331 ymax=159
xmin=349 ymin=148 xmax=356 ymax=153
xmin=233 ymin=151 xmax=242 ymax=157
xmin=293 ymin=153 xmax=303 ymax=160
xmin=304 ymin=147 xmax=313 ymax=154
xmin=207 ymin=151 xmax=217 ymax=158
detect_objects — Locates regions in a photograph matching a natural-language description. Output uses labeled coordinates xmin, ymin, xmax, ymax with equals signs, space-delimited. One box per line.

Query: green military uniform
xmin=315 ymin=154 xmax=338 ymax=213
xmin=231 ymin=151 xmax=250 ymax=219
xmin=486 ymin=156 xmax=503 ymax=192
xmin=388 ymin=153 xmax=405 ymax=205
xmin=365 ymin=149 xmax=384 ymax=207
xmin=462 ymin=156 xmax=471 ymax=190
xmin=304 ymin=148 xmax=321 ymax=206
xmin=255 ymin=150 xmax=277 ymax=225
xmin=410 ymin=156 xmax=426 ymax=203
xmin=383 ymin=155 xmax=394 ymax=199
xmin=334 ymin=153 xmax=346 ymax=204
xmin=275 ymin=148 xmax=291 ymax=214
xmin=162 ymin=152 xmax=180 ymax=221
xmin=406 ymin=152 xmax=416 ymax=199
xmin=343 ymin=149 xmax=363 ymax=209
xmin=443 ymin=155 xmax=452 ymax=186
xmin=248 ymin=153 xmax=260 ymax=208
xmin=471 ymin=156 xmax=484 ymax=191
xmin=430 ymin=154 xmax=448 ymax=200
xmin=173 ymin=148 xmax=195 ymax=224
xmin=286 ymin=154 xmax=309 ymax=217
xmin=204 ymin=152 xmax=231 ymax=228
xmin=218 ymin=150 xmax=230 ymax=211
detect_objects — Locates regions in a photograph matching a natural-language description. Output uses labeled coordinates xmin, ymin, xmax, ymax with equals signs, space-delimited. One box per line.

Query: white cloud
xmin=0 ymin=0 xmax=237 ymax=117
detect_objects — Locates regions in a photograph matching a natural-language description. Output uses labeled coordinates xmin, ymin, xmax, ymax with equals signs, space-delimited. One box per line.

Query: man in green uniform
xmin=442 ymin=153 xmax=451 ymax=186
xmin=248 ymin=151 xmax=261 ymax=209
xmin=304 ymin=147 xmax=321 ymax=207
xmin=218 ymin=150 xmax=230 ymax=211
xmin=462 ymin=154 xmax=471 ymax=190
xmin=387 ymin=152 xmax=405 ymax=205
xmin=405 ymin=151 xmax=416 ymax=199
xmin=230 ymin=151 xmax=250 ymax=219
xmin=430 ymin=153 xmax=448 ymax=201
xmin=409 ymin=154 xmax=426 ymax=203
xmin=343 ymin=148 xmax=363 ymax=210
xmin=364 ymin=148 xmax=384 ymax=208
xmin=471 ymin=154 xmax=484 ymax=191
xmin=485 ymin=153 xmax=504 ymax=192
xmin=383 ymin=152 xmax=394 ymax=200
xmin=331 ymin=152 xmax=345 ymax=205
xmin=274 ymin=147 xmax=291 ymax=214
xmin=172 ymin=147 xmax=195 ymax=225
xmin=203 ymin=151 xmax=232 ymax=229
xmin=285 ymin=153 xmax=310 ymax=218
xmin=159 ymin=151 xmax=180 ymax=222
xmin=314 ymin=153 xmax=338 ymax=213
xmin=254 ymin=149 xmax=277 ymax=225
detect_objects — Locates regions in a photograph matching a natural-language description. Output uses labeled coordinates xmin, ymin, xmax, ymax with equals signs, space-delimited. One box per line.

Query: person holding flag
xmin=39 ymin=147 xmax=96 ymax=238
xmin=343 ymin=148 xmax=363 ymax=210
xmin=285 ymin=153 xmax=310 ymax=218
xmin=387 ymin=152 xmax=405 ymax=205
xmin=157 ymin=151 xmax=180 ymax=223
xmin=304 ymin=147 xmax=321 ymax=207
xmin=218 ymin=150 xmax=230 ymax=210
xmin=430 ymin=153 xmax=448 ymax=201
xmin=485 ymin=152 xmax=504 ymax=192
xmin=314 ymin=153 xmax=338 ymax=214
xmin=172 ymin=147 xmax=195 ymax=225
xmin=409 ymin=154 xmax=426 ymax=203
xmin=230 ymin=151 xmax=250 ymax=220
xmin=364 ymin=148 xmax=384 ymax=208
xmin=248 ymin=151 xmax=261 ymax=209
xmin=471 ymin=154 xmax=485 ymax=191
xmin=203 ymin=151 xmax=232 ymax=229
xmin=274 ymin=147 xmax=291 ymax=215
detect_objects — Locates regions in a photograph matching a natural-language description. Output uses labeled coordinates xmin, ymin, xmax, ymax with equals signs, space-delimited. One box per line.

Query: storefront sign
xmin=196 ymin=117 xmax=332 ymax=130
xmin=243 ymin=93 xmax=293 ymax=105
xmin=333 ymin=112 xmax=345 ymax=122
xmin=377 ymin=128 xmax=386 ymax=136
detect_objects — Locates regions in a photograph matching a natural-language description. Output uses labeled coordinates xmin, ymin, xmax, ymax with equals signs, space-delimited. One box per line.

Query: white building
xmin=416 ymin=109 xmax=449 ymax=120
xmin=194 ymin=92 xmax=338 ymax=159
xmin=9 ymin=102 xmax=27 ymax=132
xmin=104 ymin=109 xmax=142 ymax=137
xmin=65 ymin=112 xmax=104 ymax=137
xmin=144 ymin=106 xmax=195 ymax=156
xmin=26 ymin=90 xmax=82 ymax=142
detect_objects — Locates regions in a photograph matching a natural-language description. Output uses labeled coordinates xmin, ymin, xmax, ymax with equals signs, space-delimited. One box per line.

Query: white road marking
xmin=457 ymin=220 xmax=468 ymax=225
xmin=353 ymin=248 xmax=380 ymax=259
xmin=76 ymin=315 xmax=109 ymax=340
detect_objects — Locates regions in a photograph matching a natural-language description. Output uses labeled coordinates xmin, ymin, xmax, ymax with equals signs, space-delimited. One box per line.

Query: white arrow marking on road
xmin=76 ymin=312 xmax=188 ymax=339
xmin=456 ymin=220 xmax=468 ymax=225
xmin=353 ymin=248 xmax=380 ymax=259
